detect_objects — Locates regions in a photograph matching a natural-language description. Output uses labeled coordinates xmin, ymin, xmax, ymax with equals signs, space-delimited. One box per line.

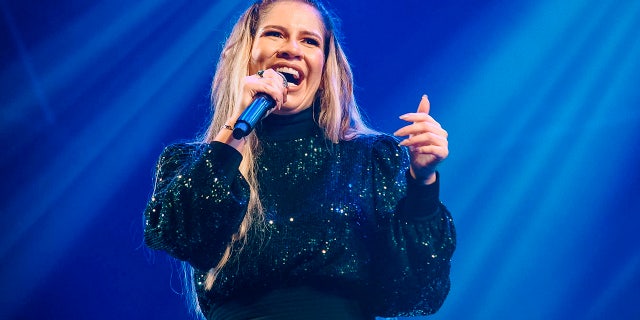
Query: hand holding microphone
xmin=232 ymin=69 xmax=289 ymax=139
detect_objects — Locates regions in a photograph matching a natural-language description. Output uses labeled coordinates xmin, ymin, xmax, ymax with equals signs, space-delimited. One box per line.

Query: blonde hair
xmin=199 ymin=0 xmax=376 ymax=291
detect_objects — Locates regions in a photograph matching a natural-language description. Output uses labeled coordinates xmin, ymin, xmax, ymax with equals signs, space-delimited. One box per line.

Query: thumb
xmin=417 ymin=94 xmax=430 ymax=114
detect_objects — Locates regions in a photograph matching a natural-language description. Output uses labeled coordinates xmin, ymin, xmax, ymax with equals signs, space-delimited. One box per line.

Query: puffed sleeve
xmin=369 ymin=135 xmax=456 ymax=317
xmin=144 ymin=142 xmax=250 ymax=270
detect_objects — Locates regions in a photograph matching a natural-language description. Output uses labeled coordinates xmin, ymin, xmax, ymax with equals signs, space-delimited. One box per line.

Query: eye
xmin=263 ymin=30 xmax=283 ymax=38
xmin=303 ymin=38 xmax=321 ymax=47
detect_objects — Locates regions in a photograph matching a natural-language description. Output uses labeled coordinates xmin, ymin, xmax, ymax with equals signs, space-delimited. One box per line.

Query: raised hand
xmin=394 ymin=95 xmax=449 ymax=185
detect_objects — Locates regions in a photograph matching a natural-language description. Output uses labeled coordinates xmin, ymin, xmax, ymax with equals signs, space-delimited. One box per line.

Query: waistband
xmin=208 ymin=286 xmax=369 ymax=320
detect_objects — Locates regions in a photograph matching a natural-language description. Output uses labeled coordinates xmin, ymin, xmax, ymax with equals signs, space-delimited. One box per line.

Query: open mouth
xmin=274 ymin=66 xmax=301 ymax=86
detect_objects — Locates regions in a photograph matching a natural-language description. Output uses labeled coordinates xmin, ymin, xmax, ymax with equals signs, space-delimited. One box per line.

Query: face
xmin=249 ymin=1 xmax=326 ymax=114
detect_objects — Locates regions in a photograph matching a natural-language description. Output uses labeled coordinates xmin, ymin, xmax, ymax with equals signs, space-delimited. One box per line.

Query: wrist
xmin=410 ymin=167 xmax=437 ymax=185
xmin=214 ymin=123 xmax=245 ymax=152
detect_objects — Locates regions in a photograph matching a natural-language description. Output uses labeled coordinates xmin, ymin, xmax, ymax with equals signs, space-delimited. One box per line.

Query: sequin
xmin=143 ymin=108 xmax=456 ymax=318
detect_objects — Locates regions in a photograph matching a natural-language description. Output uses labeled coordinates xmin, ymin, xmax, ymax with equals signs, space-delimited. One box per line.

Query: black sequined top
xmin=144 ymin=107 xmax=456 ymax=319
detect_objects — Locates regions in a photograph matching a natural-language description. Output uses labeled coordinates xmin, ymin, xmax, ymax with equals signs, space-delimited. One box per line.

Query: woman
xmin=144 ymin=0 xmax=455 ymax=319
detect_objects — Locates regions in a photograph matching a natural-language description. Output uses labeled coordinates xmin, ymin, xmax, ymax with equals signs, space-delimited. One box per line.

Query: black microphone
xmin=232 ymin=93 xmax=276 ymax=139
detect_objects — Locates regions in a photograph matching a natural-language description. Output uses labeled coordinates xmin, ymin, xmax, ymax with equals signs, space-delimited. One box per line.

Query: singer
xmin=144 ymin=1 xmax=455 ymax=319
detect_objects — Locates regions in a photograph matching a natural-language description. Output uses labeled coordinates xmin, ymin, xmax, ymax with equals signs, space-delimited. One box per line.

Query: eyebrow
xmin=261 ymin=25 xmax=324 ymax=41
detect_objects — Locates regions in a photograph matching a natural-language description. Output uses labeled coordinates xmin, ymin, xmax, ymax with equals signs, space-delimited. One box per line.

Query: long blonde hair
xmin=199 ymin=0 xmax=376 ymax=291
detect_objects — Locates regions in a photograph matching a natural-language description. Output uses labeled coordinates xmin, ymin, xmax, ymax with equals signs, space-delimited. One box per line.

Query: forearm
xmin=372 ymin=204 xmax=456 ymax=316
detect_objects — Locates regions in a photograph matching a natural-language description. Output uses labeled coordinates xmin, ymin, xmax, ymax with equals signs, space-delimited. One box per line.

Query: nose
xmin=277 ymin=38 xmax=302 ymax=59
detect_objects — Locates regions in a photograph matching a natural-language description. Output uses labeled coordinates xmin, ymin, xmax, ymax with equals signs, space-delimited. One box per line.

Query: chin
xmin=287 ymin=92 xmax=316 ymax=108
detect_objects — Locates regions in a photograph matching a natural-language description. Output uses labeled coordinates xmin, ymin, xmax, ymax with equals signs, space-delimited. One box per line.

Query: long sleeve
xmin=144 ymin=142 xmax=250 ymax=270
xmin=369 ymin=135 xmax=456 ymax=317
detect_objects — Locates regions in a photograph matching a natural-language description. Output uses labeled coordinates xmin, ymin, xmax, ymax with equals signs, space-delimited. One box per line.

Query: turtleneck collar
xmin=255 ymin=106 xmax=321 ymax=140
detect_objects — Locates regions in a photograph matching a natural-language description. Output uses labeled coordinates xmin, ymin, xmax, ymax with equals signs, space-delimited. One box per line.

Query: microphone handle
xmin=232 ymin=93 xmax=276 ymax=139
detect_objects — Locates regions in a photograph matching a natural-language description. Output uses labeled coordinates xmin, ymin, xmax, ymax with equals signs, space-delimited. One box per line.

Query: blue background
xmin=1 ymin=0 xmax=639 ymax=319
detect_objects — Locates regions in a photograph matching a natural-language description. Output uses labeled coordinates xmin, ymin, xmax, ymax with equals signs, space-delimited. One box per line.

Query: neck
xmin=256 ymin=106 xmax=320 ymax=140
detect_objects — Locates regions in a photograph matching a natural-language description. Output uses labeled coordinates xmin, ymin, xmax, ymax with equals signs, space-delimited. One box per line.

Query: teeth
xmin=275 ymin=67 xmax=300 ymax=79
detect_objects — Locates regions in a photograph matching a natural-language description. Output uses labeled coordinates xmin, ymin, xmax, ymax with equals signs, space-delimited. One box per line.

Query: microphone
xmin=232 ymin=93 xmax=276 ymax=139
